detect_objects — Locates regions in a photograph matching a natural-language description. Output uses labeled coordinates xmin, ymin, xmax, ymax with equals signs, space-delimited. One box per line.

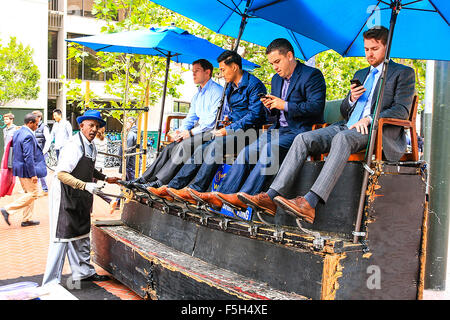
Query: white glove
xmin=84 ymin=182 xmax=99 ymax=195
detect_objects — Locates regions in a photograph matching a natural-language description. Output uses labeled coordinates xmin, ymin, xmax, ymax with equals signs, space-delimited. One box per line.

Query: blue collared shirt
xmin=180 ymin=79 xmax=223 ymax=135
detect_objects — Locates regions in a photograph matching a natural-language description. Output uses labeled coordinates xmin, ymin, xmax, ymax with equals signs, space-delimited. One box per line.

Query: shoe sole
xmin=1 ymin=210 xmax=11 ymax=226
xmin=166 ymin=189 xmax=197 ymax=205
xmin=236 ymin=193 xmax=276 ymax=216
xmin=214 ymin=193 xmax=247 ymax=211
xmin=188 ymin=190 xmax=222 ymax=210
xmin=273 ymin=197 xmax=314 ymax=224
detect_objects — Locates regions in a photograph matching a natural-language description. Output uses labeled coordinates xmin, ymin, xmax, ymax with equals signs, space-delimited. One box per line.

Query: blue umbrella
xmin=248 ymin=0 xmax=450 ymax=61
xmin=148 ymin=0 xmax=330 ymax=61
xmin=67 ymin=26 xmax=259 ymax=69
xmin=67 ymin=26 xmax=258 ymax=153
xmin=247 ymin=0 xmax=450 ymax=242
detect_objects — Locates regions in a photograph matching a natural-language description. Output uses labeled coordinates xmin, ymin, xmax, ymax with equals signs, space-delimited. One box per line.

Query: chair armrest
xmin=378 ymin=118 xmax=412 ymax=128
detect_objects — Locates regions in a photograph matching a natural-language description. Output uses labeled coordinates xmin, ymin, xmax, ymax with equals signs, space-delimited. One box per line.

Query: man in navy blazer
xmin=1 ymin=113 xmax=47 ymax=227
xmin=189 ymin=38 xmax=326 ymax=210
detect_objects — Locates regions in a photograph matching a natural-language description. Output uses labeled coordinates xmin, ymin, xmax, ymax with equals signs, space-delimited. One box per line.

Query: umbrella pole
xmin=352 ymin=3 xmax=400 ymax=244
xmin=214 ymin=2 xmax=250 ymax=130
xmin=156 ymin=53 xmax=171 ymax=156
xmin=121 ymin=54 xmax=131 ymax=183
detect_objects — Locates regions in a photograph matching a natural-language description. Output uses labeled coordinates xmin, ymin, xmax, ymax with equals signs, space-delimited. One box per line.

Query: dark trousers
xmin=218 ymin=127 xmax=299 ymax=195
xmin=168 ymin=129 xmax=258 ymax=192
xmin=142 ymin=131 xmax=212 ymax=185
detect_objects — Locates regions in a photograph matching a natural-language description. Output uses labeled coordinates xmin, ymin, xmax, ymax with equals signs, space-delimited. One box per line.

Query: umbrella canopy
xmin=66 ymin=26 xmax=259 ymax=70
xmin=248 ymin=0 xmax=450 ymax=61
xmin=148 ymin=0 xmax=330 ymax=61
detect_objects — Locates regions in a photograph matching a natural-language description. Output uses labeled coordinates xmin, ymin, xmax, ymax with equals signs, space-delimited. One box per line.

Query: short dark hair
xmin=193 ymin=59 xmax=214 ymax=78
xmin=24 ymin=113 xmax=38 ymax=125
xmin=266 ymin=38 xmax=295 ymax=56
xmin=363 ymin=26 xmax=389 ymax=45
xmin=217 ymin=50 xmax=242 ymax=70
xmin=3 ymin=113 xmax=14 ymax=120
xmin=53 ymin=108 xmax=62 ymax=115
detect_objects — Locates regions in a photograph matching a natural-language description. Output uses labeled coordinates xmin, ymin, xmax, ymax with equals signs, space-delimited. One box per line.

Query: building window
xmin=67 ymin=0 xmax=93 ymax=17
xmin=173 ymin=101 xmax=190 ymax=113
xmin=67 ymin=0 xmax=118 ymax=20
xmin=67 ymin=33 xmax=113 ymax=81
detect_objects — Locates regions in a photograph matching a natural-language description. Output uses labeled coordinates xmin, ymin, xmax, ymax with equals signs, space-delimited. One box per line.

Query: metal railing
xmin=48 ymin=59 xmax=60 ymax=79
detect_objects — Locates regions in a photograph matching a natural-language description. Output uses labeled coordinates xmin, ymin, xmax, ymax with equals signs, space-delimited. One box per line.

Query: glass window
xmin=67 ymin=0 xmax=82 ymax=16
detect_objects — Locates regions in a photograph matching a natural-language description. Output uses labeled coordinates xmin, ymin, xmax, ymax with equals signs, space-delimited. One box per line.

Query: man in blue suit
xmin=1 ymin=113 xmax=47 ymax=227
xmin=189 ymin=38 xmax=326 ymax=210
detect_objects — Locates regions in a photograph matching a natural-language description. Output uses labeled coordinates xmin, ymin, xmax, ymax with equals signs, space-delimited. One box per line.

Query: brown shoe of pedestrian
xmin=188 ymin=189 xmax=223 ymax=210
xmin=167 ymin=187 xmax=197 ymax=205
xmin=215 ymin=192 xmax=247 ymax=211
xmin=147 ymin=185 xmax=174 ymax=202
xmin=273 ymin=196 xmax=315 ymax=224
xmin=237 ymin=192 xmax=277 ymax=216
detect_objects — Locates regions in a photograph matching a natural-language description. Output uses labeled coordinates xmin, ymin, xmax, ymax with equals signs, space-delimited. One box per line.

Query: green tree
xmin=0 ymin=36 xmax=40 ymax=106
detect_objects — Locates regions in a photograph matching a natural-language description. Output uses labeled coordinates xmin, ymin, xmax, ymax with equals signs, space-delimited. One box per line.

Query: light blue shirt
xmin=349 ymin=63 xmax=383 ymax=122
xmin=180 ymin=79 xmax=223 ymax=135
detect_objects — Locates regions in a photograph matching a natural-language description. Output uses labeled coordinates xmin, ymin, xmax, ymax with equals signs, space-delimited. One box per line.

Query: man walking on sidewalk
xmin=1 ymin=113 xmax=47 ymax=227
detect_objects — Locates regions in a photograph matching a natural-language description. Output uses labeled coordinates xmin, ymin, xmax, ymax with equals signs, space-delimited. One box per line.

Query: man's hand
xmin=31 ymin=176 xmax=38 ymax=184
xmin=213 ymin=128 xmax=227 ymax=137
xmin=349 ymin=117 xmax=371 ymax=135
xmin=105 ymin=177 xmax=120 ymax=184
xmin=174 ymin=130 xmax=190 ymax=142
xmin=350 ymin=83 xmax=366 ymax=102
xmin=261 ymin=94 xmax=286 ymax=111
xmin=85 ymin=182 xmax=99 ymax=194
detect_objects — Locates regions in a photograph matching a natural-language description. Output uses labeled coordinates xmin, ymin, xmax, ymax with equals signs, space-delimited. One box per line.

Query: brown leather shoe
xmin=237 ymin=192 xmax=277 ymax=216
xmin=188 ymin=189 xmax=223 ymax=210
xmin=273 ymin=196 xmax=315 ymax=224
xmin=147 ymin=185 xmax=174 ymax=202
xmin=167 ymin=187 xmax=197 ymax=205
xmin=215 ymin=192 xmax=247 ymax=211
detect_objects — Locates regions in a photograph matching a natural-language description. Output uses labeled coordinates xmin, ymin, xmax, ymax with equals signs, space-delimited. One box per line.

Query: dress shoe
xmin=237 ymin=192 xmax=277 ymax=216
xmin=1 ymin=208 xmax=11 ymax=226
xmin=214 ymin=192 xmax=247 ymax=211
xmin=189 ymin=190 xmax=223 ymax=210
xmin=273 ymin=196 xmax=315 ymax=224
xmin=166 ymin=188 xmax=197 ymax=205
xmin=21 ymin=220 xmax=40 ymax=227
xmin=81 ymin=273 xmax=110 ymax=282
xmin=147 ymin=185 xmax=174 ymax=202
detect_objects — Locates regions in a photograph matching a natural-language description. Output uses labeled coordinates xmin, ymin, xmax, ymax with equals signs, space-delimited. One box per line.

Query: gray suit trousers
xmin=270 ymin=121 xmax=369 ymax=202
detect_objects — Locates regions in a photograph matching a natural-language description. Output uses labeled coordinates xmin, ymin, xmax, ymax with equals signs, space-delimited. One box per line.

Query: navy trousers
xmin=218 ymin=127 xmax=299 ymax=195
xmin=168 ymin=129 xmax=258 ymax=192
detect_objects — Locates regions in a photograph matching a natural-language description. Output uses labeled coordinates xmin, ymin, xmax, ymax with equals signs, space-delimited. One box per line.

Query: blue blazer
xmin=269 ymin=61 xmax=326 ymax=133
xmin=12 ymin=126 xmax=47 ymax=178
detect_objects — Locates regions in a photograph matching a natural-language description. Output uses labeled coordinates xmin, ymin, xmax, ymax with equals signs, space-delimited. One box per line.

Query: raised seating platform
xmin=92 ymin=160 xmax=428 ymax=300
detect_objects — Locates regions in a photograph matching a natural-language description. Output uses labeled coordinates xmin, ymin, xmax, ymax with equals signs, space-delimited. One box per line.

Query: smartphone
xmin=257 ymin=92 xmax=268 ymax=99
xmin=350 ymin=79 xmax=362 ymax=87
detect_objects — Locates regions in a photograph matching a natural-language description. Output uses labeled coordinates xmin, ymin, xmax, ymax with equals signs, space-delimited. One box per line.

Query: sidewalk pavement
xmin=0 ymin=167 xmax=141 ymax=300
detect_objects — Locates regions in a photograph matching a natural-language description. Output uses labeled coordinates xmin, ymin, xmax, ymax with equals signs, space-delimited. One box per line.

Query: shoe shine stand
xmin=91 ymin=160 xmax=428 ymax=300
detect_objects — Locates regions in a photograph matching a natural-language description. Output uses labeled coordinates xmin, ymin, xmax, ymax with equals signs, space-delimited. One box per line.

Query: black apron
xmin=56 ymin=133 xmax=95 ymax=239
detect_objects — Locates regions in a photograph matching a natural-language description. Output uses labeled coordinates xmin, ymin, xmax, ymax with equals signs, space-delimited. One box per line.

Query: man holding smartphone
xmin=238 ymin=26 xmax=416 ymax=223
xmin=188 ymin=38 xmax=326 ymax=210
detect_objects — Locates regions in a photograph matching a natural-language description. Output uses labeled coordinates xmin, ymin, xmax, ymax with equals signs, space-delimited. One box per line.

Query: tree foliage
xmin=0 ymin=36 xmax=40 ymax=106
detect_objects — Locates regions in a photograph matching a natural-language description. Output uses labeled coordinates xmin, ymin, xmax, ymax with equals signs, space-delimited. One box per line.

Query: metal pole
xmin=141 ymin=83 xmax=150 ymax=176
xmin=121 ymin=55 xmax=131 ymax=182
xmin=156 ymin=54 xmax=171 ymax=155
xmin=423 ymin=60 xmax=435 ymax=168
xmin=425 ymin=60 xmax=450 ymax=290
xmin=353 ymin=3 xmax=400 ymax=244
xmin=214 ymin=3 xmax=250 ymax=130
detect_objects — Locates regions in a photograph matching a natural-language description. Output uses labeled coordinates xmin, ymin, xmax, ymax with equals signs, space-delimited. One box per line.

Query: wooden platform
xmin=91 ymin=161 xmax=428 ymax=300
